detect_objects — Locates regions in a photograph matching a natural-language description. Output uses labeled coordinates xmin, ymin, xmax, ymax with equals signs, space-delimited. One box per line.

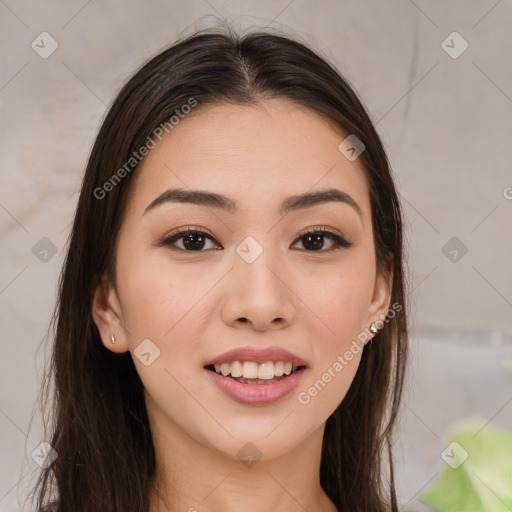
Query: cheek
xmin=296 ymin=273 xmax=369 ymax=416
xmin=115 ymin=250 xmax=213 ymax=434
xmin=300 ymin=253 xmax=376 ymax=340
xmin=296 ymin=253 xmax=374 ymax=406
xmin=330 ymin=282 xmax=373 ymax=337
xmin=116 ymin=245 xmax=219 ymax=344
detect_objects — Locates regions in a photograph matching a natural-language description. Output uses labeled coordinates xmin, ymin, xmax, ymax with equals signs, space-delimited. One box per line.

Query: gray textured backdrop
xmin=1 ymin=1 xmax=511 ymax=511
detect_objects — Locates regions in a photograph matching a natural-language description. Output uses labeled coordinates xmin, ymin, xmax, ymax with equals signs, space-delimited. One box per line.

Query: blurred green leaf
xmin=419 ymin=419 xmax=512 ymax=512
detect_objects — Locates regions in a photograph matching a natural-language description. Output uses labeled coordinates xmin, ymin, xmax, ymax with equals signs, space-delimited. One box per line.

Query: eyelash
xmin=159 ymin=225 xmax=353 ymax=253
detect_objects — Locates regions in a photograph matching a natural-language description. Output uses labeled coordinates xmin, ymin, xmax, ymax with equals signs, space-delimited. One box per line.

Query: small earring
xmin=369 ymin=323 xmax=379 ymax=344
xmin=110 ymin=333 xmax=116 ymax=344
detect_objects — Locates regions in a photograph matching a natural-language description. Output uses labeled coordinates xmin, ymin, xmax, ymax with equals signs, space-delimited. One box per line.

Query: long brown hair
xmin=32 ymin=25 xmax=408 ymax=512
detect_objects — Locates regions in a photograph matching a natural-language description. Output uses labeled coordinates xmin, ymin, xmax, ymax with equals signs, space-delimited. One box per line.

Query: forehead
xmin=126 ymin=99 xmax=370 ymax=218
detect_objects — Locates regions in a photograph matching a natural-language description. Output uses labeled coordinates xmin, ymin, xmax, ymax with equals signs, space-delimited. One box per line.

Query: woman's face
xmin=93 ymin=98 xmax=392 ymax=462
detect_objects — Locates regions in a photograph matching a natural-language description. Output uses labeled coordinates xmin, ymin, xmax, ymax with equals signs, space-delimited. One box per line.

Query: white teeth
xmin=257 ymin=362 xmax=275 ymax=380
xmin=210 ymin=360 xmax=301 ymax=380
xmin=242 ymin=361 xmax=259 ymax=379
xmin=230 ymin=360 xmax=243 ymax=378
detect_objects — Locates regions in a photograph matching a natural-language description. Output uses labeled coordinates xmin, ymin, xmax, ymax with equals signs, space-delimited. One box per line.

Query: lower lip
xmin=205 ymin=367 xmax=307 ymax=406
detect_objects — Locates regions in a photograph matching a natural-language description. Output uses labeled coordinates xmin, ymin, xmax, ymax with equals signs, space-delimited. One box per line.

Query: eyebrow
xmin=143 ymin=187 xmax=362 ymax=219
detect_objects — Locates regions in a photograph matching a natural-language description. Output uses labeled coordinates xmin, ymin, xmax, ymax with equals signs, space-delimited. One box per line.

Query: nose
xmin=220 ymin=243 xmax=296 ymax=332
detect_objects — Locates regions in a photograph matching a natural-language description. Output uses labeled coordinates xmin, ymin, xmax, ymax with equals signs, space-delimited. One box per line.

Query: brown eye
xmin=299 ymin=233 xmax=330 ymax=251
xmin=292 ymin=227 xmax=352 ymax=252
xmin=161 ymin=229 xmax=221 ymax=252
xmin=159 ymin=226 xmax=352 ymax=253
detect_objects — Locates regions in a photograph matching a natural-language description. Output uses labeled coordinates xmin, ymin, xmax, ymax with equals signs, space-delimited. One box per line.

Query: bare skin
xmin=92 ymin=98 xmax=392 ymax=512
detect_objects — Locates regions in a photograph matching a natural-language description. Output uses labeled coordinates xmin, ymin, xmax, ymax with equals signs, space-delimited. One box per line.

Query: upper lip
xmin=204 ymin=346 xmax=308 ymax=367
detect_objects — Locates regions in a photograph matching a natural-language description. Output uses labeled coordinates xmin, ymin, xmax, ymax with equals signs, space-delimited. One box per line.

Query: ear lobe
xmin=368 ymin=255 xmax=394 ymax=326
xmin=91 ymin=275 xmax=129 ymax=353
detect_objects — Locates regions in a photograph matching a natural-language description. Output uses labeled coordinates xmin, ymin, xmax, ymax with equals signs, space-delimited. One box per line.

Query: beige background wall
xmin=1 ymin=1 xmax=511 ymax=510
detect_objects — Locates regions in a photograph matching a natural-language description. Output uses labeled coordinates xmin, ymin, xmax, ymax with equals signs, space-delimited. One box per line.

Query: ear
xmin=367 ymin=254 xmax=394 ymax=329
xmin=91 ymin=274 xmax=129 ymax=353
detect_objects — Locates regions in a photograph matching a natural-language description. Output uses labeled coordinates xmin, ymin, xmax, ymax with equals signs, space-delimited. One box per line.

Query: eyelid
xmin=161 ymin=224 xmax=348 ymax=241
xmin=295 ymin=224 xmax=346 ymax=240
xmin=162 ymin=225 xmax=216 ymax=240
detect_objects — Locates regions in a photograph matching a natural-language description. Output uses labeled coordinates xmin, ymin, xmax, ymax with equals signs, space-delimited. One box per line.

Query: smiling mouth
xmin=205 ymin=363 xmax=307 ymax=385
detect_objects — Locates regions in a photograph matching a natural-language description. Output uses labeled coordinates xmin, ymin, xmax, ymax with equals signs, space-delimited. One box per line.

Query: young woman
xmin=32 ymin=26 xmax=408 ymax=512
